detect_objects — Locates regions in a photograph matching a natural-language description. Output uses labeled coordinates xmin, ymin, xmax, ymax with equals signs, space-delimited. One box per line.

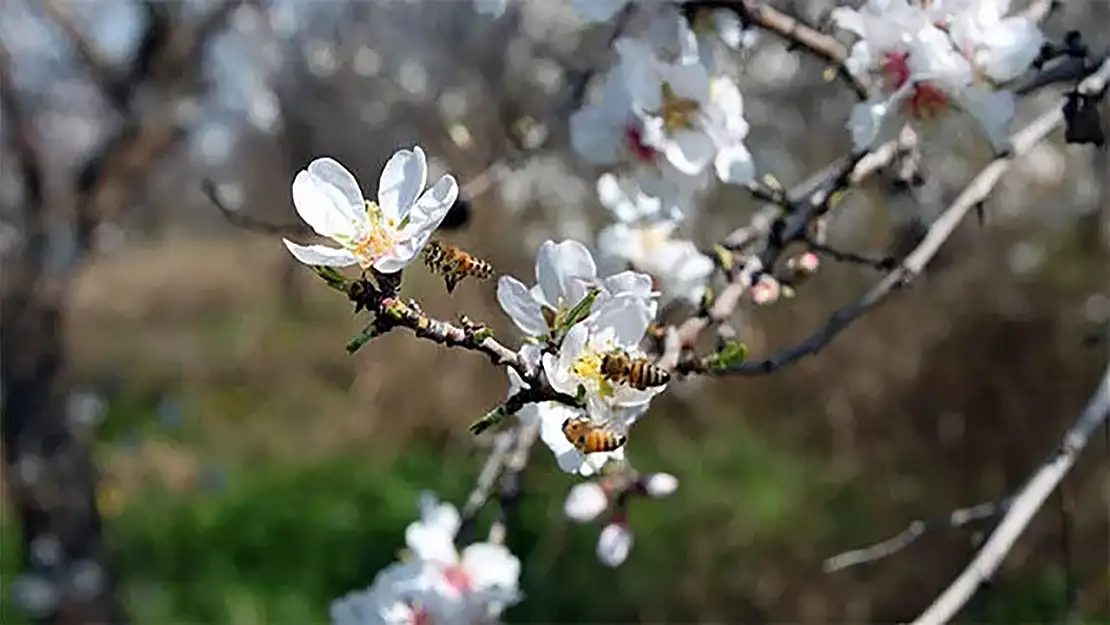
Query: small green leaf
xmin=472 ymin=327 xmax=493 ymax=341
xmin=469 ymin=406 xmax=509 ymax=435
xmin=707 ymin=340 xmax=749 ymax=372
xmin=312 ymin=266 xmax=350 ymax=292
xmin=559 ymin=287 xmax=600 ymax=332
xmin=398 ymin=214 xmax=412 ymax=230
xmin=346 ymin=324 xmax=382 ymax=354
xmin=712 ymin=245 xmax=734 ymax=272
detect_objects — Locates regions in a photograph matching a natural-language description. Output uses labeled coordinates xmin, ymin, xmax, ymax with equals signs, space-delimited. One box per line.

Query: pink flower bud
xmin=750 ymin=275 xmax=780 ymax=305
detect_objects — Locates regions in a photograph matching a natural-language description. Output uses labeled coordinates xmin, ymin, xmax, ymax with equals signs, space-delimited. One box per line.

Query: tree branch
xmin=912 ymin=363 xmax=1110 ymax=625
xmin=721 ymin=58 xmax=1110 ymax=375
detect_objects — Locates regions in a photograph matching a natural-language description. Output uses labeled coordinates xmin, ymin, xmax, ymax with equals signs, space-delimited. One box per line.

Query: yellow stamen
xmin=660 ymin=82 xmax=701 ymax=133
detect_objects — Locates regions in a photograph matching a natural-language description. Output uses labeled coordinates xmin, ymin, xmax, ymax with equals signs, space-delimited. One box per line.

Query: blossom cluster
xmin=331 ymin=493 xmax=521 ymax=625
xmin=271 ymin=1 xmax=1062 ymax=623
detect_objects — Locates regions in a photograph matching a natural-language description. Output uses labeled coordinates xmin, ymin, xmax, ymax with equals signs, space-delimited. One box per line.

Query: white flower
xmin=542 ymin=294 xmax=661 ymax=420
xmin=282 ymin=148 xmax=458 ymax=273
xmin=569 ymin=65 xmax=709 ymax=209
xmin=596 ymin=173 xmax=682 ymax=224
xmin=497 ymin=240 xmax=656 ymax=338
xmin=564 ymin=482 xmax=609 ymax=522
xmin=596 ymin=522 xmax=634 ymax=567
xmin=330 ymin=561 xmax=435 ymax=625
xmin=642 ymin=472 xmax=679 ymax=498
xmin=617 ymin=38 xmax=755 ymax=185
xmin=834 ymin=0 xmax=1038 ymax=153
xmin=946 ymin=0 xmax=1043 ymax=84
xmin=598 ymin=220 xmax=714 ymax=306
xmin=507 ymin=364 xmax=627 ymax=476
xmin=618 ymin=38 xmax=715 ymax=177
xmin=402 ymin=493 xmax=522 ymax=624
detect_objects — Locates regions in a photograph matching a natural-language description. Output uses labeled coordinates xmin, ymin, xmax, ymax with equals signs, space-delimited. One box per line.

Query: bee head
xmin=561 ymin=416 xmax=573 ymax=432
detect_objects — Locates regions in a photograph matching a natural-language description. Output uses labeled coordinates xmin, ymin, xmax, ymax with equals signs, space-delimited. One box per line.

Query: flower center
xmin=880 ymin=52 xmax=911 ymax=91
xmin=351 ymin=201 xmax=399 ymax=268
xmin=908 ymin=83 xmax=949 ymax=119
xmin=636 ymin=224 xmax=670 ymax=252
xmin=659 ymin=81 xmax=700 ymax=133
xmin=442 ymin=564 xmax=472 ymax=593
xmin=624 ymin=125 xmax=657 ymax=163
xmin=572 ymin=351 xmax=615 ymax=398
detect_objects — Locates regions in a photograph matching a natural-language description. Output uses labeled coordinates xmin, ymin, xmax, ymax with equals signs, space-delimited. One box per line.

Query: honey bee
xmin=561 ymin=416 xmax=627 ymax=454
xmin=600 ymin=351 xmax=671 ymax=391
xmin=422 ymin=239 xmax=495 ymax=294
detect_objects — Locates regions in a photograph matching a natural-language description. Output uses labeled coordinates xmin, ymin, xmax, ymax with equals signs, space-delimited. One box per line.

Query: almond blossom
xmin=283 ymin=148 xmax=458 ymax=273
xmin=569 ymin=63 xmax=710 ymax=211
xmin=595 ymin=174 xmax=714 ymax=306
xmin=618 ymin=38 xmax=756 ymax=185
xmin=542 ymin=293 xmax=661 ymax=423
xmin=507 ymin=364 xmax=635 ymax=476
xmin=496 ymin=239 xmax=656 ymax=339
xmin=331 ymin=493 xmax=520 ymax=625
xmin=833 ymin=0 xmax=1042 ymax=152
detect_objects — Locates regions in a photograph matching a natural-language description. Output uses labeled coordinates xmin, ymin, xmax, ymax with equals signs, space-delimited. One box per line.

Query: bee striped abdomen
xmin=561 ymin=416 xmax=627 ymax=454
xmin=422 ymin=239 xmax=494 ymax=294
xmin=601 ymin=352 xmax=670 ymax=391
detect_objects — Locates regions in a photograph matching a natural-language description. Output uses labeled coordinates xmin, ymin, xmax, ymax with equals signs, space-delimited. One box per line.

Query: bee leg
xmin=444 ymin=274 xmax=459 ymax=294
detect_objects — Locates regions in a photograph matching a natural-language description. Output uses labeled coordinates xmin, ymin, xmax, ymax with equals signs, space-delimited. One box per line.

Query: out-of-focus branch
xmin=0 ymin=43 xmax=129 ymax=625
xmin=912 ymin=364 xmax=1110 ymax=625
xmin=40 ymin=0 xmax=121 ymax=102
xmin=688 ymin=0 xmax=869 ymax=99
xmin=723 ymin=58 xmax=1110 ymax=375
xmin=824 ymin=497 xmax=1013 ymax=573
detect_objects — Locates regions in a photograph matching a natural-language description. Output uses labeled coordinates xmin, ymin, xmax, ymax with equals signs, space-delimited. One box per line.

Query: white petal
xmin=378 ymin=146 xmax=428 ymax=222
xmin=847 ymin=95 xmax=908 ymax=151
xmin=590 ymin=295 xmax=652 ymax=350
xmin=497 ymin=276 xmax=548 ymax=337
xmin=372 ymin=250 xmax=414 ymax=274
xmin=957 ymin=86 xmax=1015 ymax=153
xmin=292 ymin=161 xmax=366 ymax=239
xmin=601 ymin=270 xmax=655 ymax=300
xmin=714 ymin=142 xmax=755 ymax=185
xmin=404 ymin=523 xmax=458 ymax=565
xmin=405 ymin=174 xmax=458 ymax=235
xmin=461 ymin=543 xmax=521 ymax=593
xmin=712 ymin=9 xmax=745 ymax=49
xmin=282 ymin=239 xmax=358 ymax=266
xmin=536 ymin=240 xmax=597 ymax=308
xmin=537 ymin=405 xmax=586 ymax=473
xmin=569 ymin=106 xmax=624 ymax=165
xmin=564 ymin=482 xmax=608 ymax=522
xmin=596 ymin=523 xmax=634 ymax=567
xmin=578 ymin=448 xmax=623 ymax=477
xmin=663 ymin=130 xmax=715 ymax=175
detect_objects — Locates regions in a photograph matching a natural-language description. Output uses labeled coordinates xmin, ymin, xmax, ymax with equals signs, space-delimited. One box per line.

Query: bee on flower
xmin=282 ymin=147 xmax=458 ymax=274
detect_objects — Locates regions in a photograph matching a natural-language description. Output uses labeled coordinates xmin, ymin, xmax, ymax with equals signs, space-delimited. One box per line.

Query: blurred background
xmin=1 ymin=0 xmax=1108 ymax=623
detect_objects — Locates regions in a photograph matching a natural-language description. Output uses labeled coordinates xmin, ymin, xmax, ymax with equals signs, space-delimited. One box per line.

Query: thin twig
xmin=824 ymin=497 xmax=1013 ymax=573
xmin=912 ymin=364 xmax=1110 ymax=625
xmin=723 ymin=59 xmax=1110 ymax=375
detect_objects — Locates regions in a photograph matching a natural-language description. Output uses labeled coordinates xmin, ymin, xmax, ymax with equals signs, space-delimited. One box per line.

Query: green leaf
xmin=558 ymin=287 xmax=600 ymax=333
xmin=469 ymin=405 xmax=509 ymax=435
xmin=312 ymin=266 xmax=350 ymax=292
xmin=346 ymin=324 xmax=382 ymax=354
xmin=707 ymin=340 xmax=749 ymax=372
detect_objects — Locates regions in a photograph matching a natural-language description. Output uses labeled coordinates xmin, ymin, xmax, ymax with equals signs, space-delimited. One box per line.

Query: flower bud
xmin=563 ymin=482 xmax=608 ymax=523
xmin=789 ymin=252 xmax=819 ymax=275
xmin=750 ymin=275 xmax=780 ymax=305
xmin=642 ymin=472 xmax=679 ymax=498
xmin=596 ymin=522 xmax=634 ymax=568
